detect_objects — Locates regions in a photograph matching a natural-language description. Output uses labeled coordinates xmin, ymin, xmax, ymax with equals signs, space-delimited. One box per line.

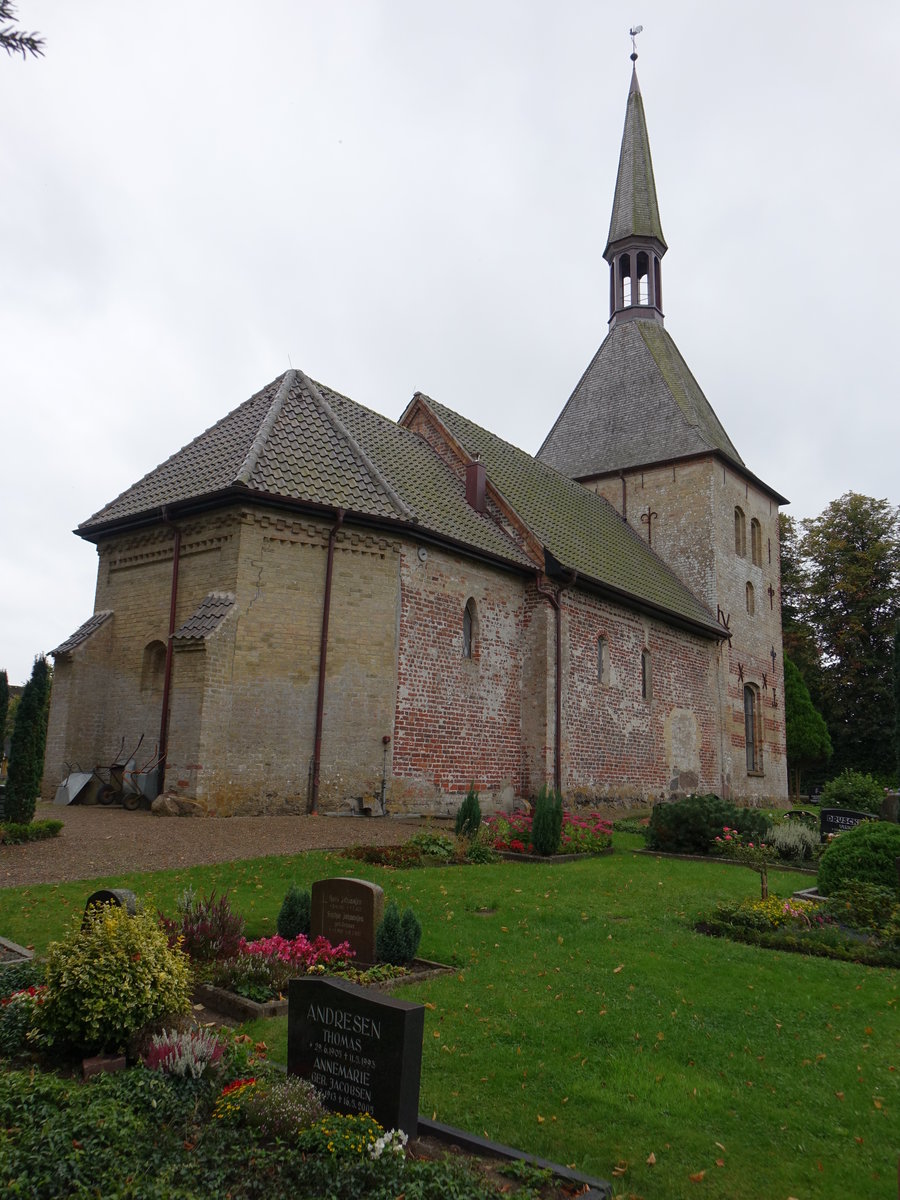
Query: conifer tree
xmin=0 ymin=669 xmax=8 ymax=755
xmin=783 ymin=654 xmax=831 ymax=796
xmin=5 ymin=655 xmax=52 ymax=823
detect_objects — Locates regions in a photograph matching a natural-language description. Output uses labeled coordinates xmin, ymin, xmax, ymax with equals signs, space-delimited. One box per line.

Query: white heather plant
xmin=766 ymin=821 xmax=819 ymax=862
xmin=143 ymin=1027 xmax=224 ymax=1078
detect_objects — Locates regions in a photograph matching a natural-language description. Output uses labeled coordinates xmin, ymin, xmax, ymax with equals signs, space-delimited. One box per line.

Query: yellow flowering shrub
xmin=37 ymin=905 xmax=191 ymax=1054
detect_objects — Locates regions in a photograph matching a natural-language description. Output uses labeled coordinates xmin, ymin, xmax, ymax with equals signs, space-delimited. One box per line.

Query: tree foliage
xmin=0 ymin=669 xmax=8 ymax=754
xmin=786 ymin=493 xmax=900 ymax=780
xmin=4 ymin=655 xmax=52 ymax=823
xmin=0 ymin=1 xmax=44 ymax=59
xmin=783 ymin=654 xmax=831 ymax=794
xmin=894 ymin=623 xmax=900 ymax=784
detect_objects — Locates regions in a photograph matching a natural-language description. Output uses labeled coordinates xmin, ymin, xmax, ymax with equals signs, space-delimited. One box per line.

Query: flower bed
xmin=696 ymin=889 xmax=900 ymax=967
xmin=483 ymin=811 xmax=612 ymax=857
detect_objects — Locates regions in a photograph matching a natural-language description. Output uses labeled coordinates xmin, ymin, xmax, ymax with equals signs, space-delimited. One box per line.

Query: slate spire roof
xmin=538 ymin=66 xmax=785 ymax=503
xmin=77 ymin=366 xmax=723 ymax=639
xmin=605 ymin=66 xmax=666 ymax=255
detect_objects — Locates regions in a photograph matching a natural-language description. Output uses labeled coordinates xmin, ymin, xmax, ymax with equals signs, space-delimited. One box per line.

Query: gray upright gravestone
xmin=288 ymin=976 xmax=424 ymax=1134
xmin=310 ymin=877 xmax=384 ymax=964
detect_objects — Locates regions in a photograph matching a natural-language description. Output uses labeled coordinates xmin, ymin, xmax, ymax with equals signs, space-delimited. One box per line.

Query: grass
xmin=1 ymin=838 xmax=897 ymax=1200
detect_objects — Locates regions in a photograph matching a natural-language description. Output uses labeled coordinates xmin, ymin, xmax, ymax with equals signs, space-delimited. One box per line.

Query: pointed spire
xmin=605 ymin=60 xmax=667 ymax=327
xmin=606 ymin=66 xmax=666 ymax=254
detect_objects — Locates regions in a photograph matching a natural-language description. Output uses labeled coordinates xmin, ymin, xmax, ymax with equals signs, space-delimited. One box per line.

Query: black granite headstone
xmin=288 ymin=976 xmax=424 ymax=1134
xmin=819 ymin=808 xmax=874 ymax=843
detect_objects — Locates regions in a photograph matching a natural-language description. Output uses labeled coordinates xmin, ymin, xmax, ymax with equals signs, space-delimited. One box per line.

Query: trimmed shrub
xmin=531 ymin=786 xmax=563 ymax=856
xmin=821 ymin=769 xmax=884 ymax=815
xmin=0 ymin=819 xmax=63 ymax=844
xmin=822 ymin=882 xmax=899 ymax=936
xmin=276 ymin=885 xmax=311 ymax=940
xmin=817 ymin=820 xmax=900 ymax=896
xmin=648 ymin=794 xmax=768 ymax=855
xmin=455 ymin=786 xmax=482 ymax=838
xmin=375 ymin=901 xmax=422 ymax=966
xmin=37 ymin=905 xmax=192 ymax=1054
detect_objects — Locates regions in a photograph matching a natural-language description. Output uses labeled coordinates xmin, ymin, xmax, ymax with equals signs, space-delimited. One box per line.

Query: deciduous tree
xmin=801 ymin=493 xmax=900 ymax=778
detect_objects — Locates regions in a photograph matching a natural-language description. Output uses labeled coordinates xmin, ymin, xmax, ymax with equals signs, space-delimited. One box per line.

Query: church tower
xmin=537 ymin=57 xmax=787 ymax=800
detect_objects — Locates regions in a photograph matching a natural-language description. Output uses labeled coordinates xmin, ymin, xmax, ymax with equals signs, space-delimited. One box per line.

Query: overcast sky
xmin=2 ymin=1 xmax=899 ymax=685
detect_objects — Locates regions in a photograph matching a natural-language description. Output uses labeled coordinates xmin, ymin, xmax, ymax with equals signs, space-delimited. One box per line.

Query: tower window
xmin=734 ymin=507 xmax=746 ymax=557
xmin=746 ymin=581 xmax=755 ymax=615
xmin=641 ymin=648 xmax=652 ymax=701
xmin=744 ymin=684 xmax=763 ymax=774
xmin=750 ymin=518 xmax=762 ymax=566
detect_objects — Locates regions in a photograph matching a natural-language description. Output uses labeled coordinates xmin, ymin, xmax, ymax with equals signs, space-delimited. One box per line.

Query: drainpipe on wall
xmin=534 ymin=576 xmax=563 ymax=794
xmin=158 ymin=508 xmax=182 ymax=795
xmin=309 ymin=509 xmax=345 ymax=814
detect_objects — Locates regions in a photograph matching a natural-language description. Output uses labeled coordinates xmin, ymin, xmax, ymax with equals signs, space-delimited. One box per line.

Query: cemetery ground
xmin=1 ymin=832 xmax=897 ymax=1200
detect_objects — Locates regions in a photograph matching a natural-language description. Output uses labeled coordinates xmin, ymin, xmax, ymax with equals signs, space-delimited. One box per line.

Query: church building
xmin=43 ymin=64 xmax=788 ymax=816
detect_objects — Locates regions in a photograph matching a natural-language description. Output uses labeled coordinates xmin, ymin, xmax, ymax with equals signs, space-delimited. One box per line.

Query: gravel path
xmin=1 ymin=802 xmax=435 ymax=888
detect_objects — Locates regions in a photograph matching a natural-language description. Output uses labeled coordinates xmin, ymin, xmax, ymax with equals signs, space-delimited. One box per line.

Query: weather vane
xmin=629 ymin=24 xmax=643 ymax=62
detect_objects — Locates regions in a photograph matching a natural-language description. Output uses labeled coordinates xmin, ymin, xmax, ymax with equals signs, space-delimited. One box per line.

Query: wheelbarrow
xmin=55 ymin=736 xmax=162 ymax=810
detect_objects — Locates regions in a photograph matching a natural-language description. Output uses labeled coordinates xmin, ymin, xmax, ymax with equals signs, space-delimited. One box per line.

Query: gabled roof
xmin=606 ymin=67 xmax=666 ymax=255
xmin=537 ymin=318 xmax=750 ymax=481
xmin=403 ymin=394 xmax=724 ymax=638
xmin=77 ymin=366 xmax=723 ymax=639
xmin=77 ymin=369 xmax=534 ymax=571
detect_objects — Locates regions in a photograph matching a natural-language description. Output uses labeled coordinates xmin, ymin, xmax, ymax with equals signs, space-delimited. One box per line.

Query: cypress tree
xmin=5 ymin=656 xmax=52 ymax=824
xmin=0 ymin=669 xmax=8 ymax=757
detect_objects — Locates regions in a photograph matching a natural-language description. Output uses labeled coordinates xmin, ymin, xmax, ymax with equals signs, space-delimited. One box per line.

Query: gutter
xmin=158 ymin=508 xmax=182 ymax=794
xmin=309 ymin=509 xmax=345 ymax=814
xmin=534 ymin=574 xmax=564 ymax=794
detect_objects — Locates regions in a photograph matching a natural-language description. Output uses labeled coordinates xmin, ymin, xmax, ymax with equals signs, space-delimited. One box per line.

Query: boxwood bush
xmin=817 ymin=820 xmax=900 ymax=896
xmin=647 ymin=794 xmax=768 ymax=855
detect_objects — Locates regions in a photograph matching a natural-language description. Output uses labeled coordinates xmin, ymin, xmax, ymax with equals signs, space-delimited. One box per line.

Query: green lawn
xmin=1 ymin=839 xmax=897 ymax=1200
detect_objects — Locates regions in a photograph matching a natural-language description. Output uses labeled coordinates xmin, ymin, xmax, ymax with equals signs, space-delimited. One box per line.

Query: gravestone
xmin=82 ymin=888 xmax=138 ymax=930
xmin=819 ymin=808 xmax=874 ymax=843
xmin=288 ymin=976 xmax=424 ymax=1133
xmin=310 ymin=877 xmax=384 ymax=964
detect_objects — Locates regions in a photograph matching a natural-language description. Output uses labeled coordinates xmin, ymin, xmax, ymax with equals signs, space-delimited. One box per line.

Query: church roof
xmin=78 ymin=368 xmax=722 ymax=639
xmin=606 ymin=67 xmax=665 ymax=254
xmin=537 ymin=318 xmax=746 ymax=478
xmin=405 ymin=395 xmax=723 ymax=637
xmin=77 ymin=369 xmax=535 ymax=571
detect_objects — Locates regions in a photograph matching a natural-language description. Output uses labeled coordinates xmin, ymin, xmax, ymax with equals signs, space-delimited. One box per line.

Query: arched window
xmin=636 ymin=251 xmax=649 ymax=305
xmin=597 ymin=635 xmax=609 ymax=685
xmin=462 ymin=598 xmax=477 ymax=659
xmin=140 ymin=640 xmax=166 ymax=698
xmin=734 ymin=507 xmax=746 ymax=557
xmin=750 ymin=518 xmax=762 ymax=566
xmin=641 ymin=648 xmax=652 ymax=701
xmin=744 ymin=684 xmax=762 ymax=773
xmin=746 ymin=581 xmax=755 ymax=615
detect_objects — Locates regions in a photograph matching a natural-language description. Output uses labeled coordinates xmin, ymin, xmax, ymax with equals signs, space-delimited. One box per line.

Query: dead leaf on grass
xmin=611 ymin=1160 xmax=628 ymax=1177
xmin=646 ymin=1152 xmax=656 ymax=1166
xmin=688 ymin=1170 xmax=705 ymax=1182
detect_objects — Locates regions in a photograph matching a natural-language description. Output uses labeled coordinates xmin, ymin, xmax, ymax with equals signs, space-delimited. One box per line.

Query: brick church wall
xmin=560 ymin=590 xmax=719 ymax=802
xmin=391 ymin=544 xmax=525 ymax=810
